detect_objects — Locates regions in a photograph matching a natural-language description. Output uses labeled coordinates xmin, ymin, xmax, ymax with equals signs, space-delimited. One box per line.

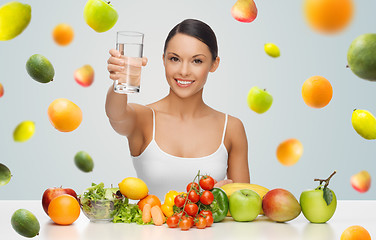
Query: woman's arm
xmin=226 ymin=116 xmax=251 ymax=183
xmin=105 ymin=49 xmax=148 ymax=137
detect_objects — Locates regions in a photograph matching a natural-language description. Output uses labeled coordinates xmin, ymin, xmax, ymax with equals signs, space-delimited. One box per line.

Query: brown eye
xmin=193 ymin=59 xmax=202 ymax=64
xmin=169 ymin=57 xmax=179 ymax=62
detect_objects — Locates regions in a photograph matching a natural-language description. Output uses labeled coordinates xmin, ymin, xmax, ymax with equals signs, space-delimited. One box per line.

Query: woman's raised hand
xmin=107 ymin=48 xmax=148 ymax=81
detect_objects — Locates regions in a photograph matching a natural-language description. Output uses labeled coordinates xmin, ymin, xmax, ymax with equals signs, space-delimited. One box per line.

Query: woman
xmin=106 ymin=19 xmax=250 ymax=200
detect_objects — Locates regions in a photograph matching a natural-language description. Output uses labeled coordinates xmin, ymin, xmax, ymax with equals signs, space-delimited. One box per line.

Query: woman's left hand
xmin=214 ymin=179 xmax=233 ymax=188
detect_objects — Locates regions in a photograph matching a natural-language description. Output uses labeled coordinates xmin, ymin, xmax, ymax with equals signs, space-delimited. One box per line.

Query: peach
xmin=231 ymin=0 xmax=258 ymax=23
xmin=74 ymin=64 xmax=94 ymax=87
xmin=351 ymin=170 xmax=371 ymax=193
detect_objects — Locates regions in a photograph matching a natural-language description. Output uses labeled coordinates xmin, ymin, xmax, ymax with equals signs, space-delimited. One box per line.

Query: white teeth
xmin=177 ymin=80 xmax=192 ymax=85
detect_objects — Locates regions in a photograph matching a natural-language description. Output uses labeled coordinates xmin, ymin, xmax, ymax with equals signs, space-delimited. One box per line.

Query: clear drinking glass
xmin=114 ymin=31 xmax=144 ymax=94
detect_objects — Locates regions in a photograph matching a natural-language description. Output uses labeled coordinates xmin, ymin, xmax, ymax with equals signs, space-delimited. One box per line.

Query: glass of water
xmin=114 ymin=31 xmax=144 ymax=94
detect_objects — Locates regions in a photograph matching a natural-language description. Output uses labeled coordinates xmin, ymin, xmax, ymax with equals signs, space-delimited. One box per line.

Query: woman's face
xmin=163 ymin=33 xmax=219 ymax=98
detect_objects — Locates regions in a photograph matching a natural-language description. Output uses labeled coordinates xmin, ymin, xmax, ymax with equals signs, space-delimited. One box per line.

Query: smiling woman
xmin=105 ymin=19 xmax=250 ymax=200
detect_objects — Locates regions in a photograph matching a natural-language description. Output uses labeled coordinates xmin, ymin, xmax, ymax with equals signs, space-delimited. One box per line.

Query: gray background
xmin=0 ymin=0 xmax=375 ymax=200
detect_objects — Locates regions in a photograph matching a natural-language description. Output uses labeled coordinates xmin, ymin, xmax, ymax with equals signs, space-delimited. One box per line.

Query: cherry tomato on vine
xmin=186 ymin=182 xmax=200 ymax=192
xmin=199 ymin=210 xmax=213 ymax=217
xmin=166 ymin=215 xmax=179 ymax=228
xmin=188 ymin=190 xmax=200 ymax=203
xmin=179 ymin=218 xmax=192 ymax=231
xmin=184 ymin=203 xmax=199 ymax=216
xmin=195 ymin=216 xmax=207 ymax=229
xmin=174 ymin=194 xmax=186 ymax=208
xmin=200 ymin=190 xmax=214 ymax=205
xmin=199 ymin=175 xmax=215 ymax=190
xmin=205 ymin=214 xmax=214 ymax=227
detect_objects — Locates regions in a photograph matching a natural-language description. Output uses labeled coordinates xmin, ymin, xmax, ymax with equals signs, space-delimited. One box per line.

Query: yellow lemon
xmin=0 ymin=2 xmax=31 ymax=41
xmin=118 ymin=177 xmax=148 ymax=200
xmin=13 ymin=120 xmax=35 ymax=142
xmin=264 ymin=43 xmax=280 ymax=58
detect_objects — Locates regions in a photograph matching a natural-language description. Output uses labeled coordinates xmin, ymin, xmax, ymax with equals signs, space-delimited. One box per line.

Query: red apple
xmin=74 ymin=64 xmax=94 ymax=87
xmin=351 ymin=170 xmax=371 ymax=193
xmin=0 ymin=83 xmax=4 ymax=98
xmin=42 ymin=187 xmax=77 ymax=215
xmin=231 ymin=0 xmax=258 ymax=23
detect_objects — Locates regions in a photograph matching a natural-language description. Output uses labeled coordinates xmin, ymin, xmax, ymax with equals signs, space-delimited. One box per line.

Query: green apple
xmin=229 ymin=189 xmax=262 ymax=222
xmin=247 ymin=86 xmax=273 ymax=114
xmin=0 ymin=1 xmax=31 ymax=41
xmin=300 ymin=171 xmax=337 ymax=223
xmin=84 ymin=0 xmax=118 ymax=33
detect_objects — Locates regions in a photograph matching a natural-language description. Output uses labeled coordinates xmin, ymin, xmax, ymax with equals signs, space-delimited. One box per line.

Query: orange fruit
xmin=48 ymin=194 xmax=80 ymax=225
xmin=276 ymin=138 xmax=303 ymax=166
xmin=341 ymin=225 xmax=371 ymax=240
xmin=48 ymin=98 xmax=82 ymax=132
xmin=304 ymin=0 xmax=354 ymax=34
xmin=302 ymin=76 xmax=333 ymax=108
xmin=137 ymin=194 xmax=161 ymax=211
xmin=52 ymin=23 xmax=74 ymax=46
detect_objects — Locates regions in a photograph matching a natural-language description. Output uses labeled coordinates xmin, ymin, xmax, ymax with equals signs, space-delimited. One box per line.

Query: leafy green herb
xmin=112 ymin=203 xmax=153 ymax=225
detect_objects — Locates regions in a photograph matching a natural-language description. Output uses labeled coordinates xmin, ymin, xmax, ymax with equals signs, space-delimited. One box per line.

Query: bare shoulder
xmin=227 ymin=115 xmax=246 ymax=133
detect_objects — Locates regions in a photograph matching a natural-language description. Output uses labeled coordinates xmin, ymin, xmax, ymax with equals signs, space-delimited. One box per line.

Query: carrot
xmin=142 ymin=203 xmax=152 ymax=223
xmin=151 ymin=205 xmax=165 ymax=226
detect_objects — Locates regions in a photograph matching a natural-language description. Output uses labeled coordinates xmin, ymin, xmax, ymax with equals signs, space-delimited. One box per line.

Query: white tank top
xmin=132 ymin=109 xmax=228 ymax=201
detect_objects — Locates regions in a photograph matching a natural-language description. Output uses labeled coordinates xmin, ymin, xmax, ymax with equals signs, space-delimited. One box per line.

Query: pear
xmin=351 ymin=109 xmax=376 ymax=140
xmin=231 ymin=0 xmax=258 ymax=23
xmin=0 ymin=2 xmax=31 ymax=41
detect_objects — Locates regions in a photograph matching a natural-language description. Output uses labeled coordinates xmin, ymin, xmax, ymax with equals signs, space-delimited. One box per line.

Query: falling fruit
xmin=264 ymin=43 xmax=280 ymax=58
xmin=13 ymin=120 xmax=35 ymax=142
xmin=247 ymin=86 xmax=273 ymax=114
xmin=303 ymin=0 xmax=354 ymax=34
xmin=341 ymin=225 xmax=371 ymax=240
xmin=26 ymin=54 xmax=55 ymax=84
xmin=0 ymin=163 xmax=11 ymax=186
xmin=52 ymin=23 xmax=74 ymax=46
xmin=351 ymin=170 xmax=371 ymax=193
xmin=47 ymin=98 xmax=83 ymax=132
xmin=0 ymin=83 xmax=3 ymax=98
xmin=0 ymin=1 xmax=31 ymax=41
xmin=231 ymin=0 xmax=258 ymax=23
xmin=351 ymin=109 xmax=376 ymax=140
xmin=74 ymin=151 xmax=94 ymax=172
xmin=302 ymin=76 xmax=333 ymax=108
xmin=347 ymin=33 xmax=376 ymax=81
xmin=11 ymin=209 xmax=40 ymax=238
xmin=276 ymin=138 xmax=303 ymax=166
xmin=84 ymin=0 xmax=119 ymax=33
xmin=74 ymin=64 xmax=94 ymax=87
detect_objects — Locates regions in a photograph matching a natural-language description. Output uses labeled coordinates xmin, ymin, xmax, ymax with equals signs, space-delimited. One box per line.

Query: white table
xmin=1 ymin=200 xmax=375 ymax=239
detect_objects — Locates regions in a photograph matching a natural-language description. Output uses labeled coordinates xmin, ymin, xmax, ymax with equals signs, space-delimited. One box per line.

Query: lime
xmin=74 ymin=151 xmax=94 ymax=172
xmin=264 ymin=43 xmax=280 ymax=58
xmin=11 ymin=209 xmax=40 ymax=238
xmin=13 ymin=120 xmax=35 ymax=142
xmin=0 ymin=163 xmax=11 ymax=186
xmin=26 ymin=54 xmax=55 ymax=83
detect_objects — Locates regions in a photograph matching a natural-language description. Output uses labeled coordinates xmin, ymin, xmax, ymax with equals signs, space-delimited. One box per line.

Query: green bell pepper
xmin=210 ymin=188 xmax=229 ymax=222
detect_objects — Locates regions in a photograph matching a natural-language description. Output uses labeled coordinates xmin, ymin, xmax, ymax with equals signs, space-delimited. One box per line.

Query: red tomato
xmin=199 ymin=175 xmax=215 ymax=190
xmin=188 ymin=190 xmax=200 ymax=203
xmin=166 ymin=215 xmax=179 ymax=228
xmin=186 ymin=182 xmax=200 ymax=192
xmin=205 ymin=214 xmax=214 ymax=227
xmin=179 ymin=218 xmax=191 ymax=231
xmin=195 ymin=216 xmax=207 ymax=229
xmin=174 ymin=194 xmax=186 ymax=208
xmin=184 ymin=203 xmax=198 ymax=217
xmin=200 ymin=190 xmax=214 ymax=205
xmin=199 ymin=210 xmax=213 ymax=217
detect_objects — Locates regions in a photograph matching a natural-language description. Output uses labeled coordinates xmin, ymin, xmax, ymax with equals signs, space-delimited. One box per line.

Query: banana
xmin=220 ymin=183 xmax=269 ymax=216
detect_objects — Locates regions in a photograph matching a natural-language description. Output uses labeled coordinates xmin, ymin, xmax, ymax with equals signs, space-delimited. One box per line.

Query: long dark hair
xmin=163 ymin=19 xmax=218 ymax=60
